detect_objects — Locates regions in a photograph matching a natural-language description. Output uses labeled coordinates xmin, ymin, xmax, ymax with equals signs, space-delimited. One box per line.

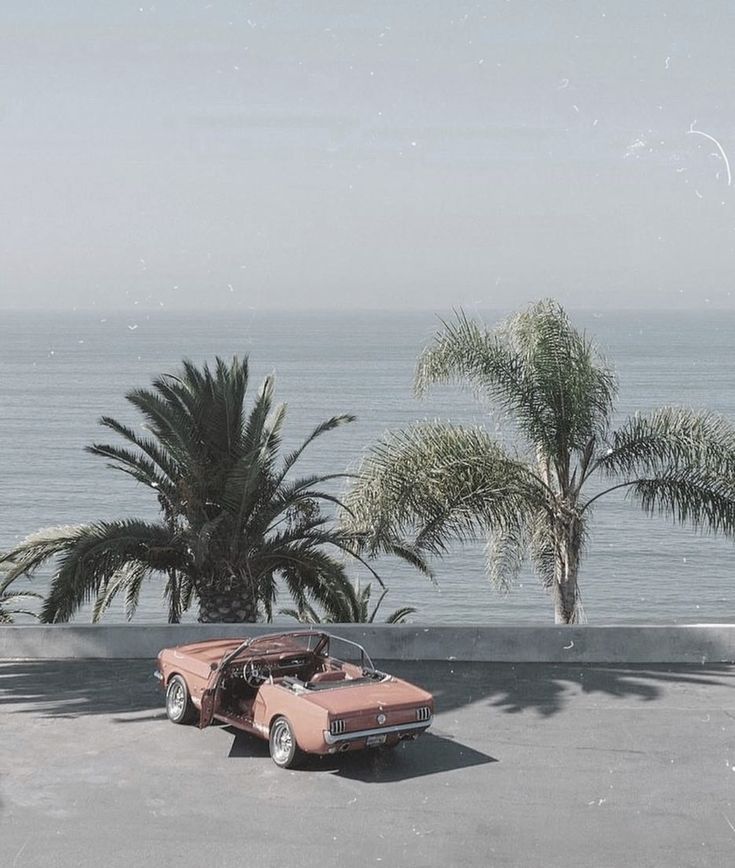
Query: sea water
xmin=1 ymin=308 xmax=734 ymax=624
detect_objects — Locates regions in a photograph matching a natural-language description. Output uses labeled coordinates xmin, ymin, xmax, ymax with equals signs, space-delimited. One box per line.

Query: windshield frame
xmin=323 ymin=635 xmax=376 ymax=672
xmin=222 ymin=630 xmax=329 ymax=667
xmin=218 ymin=631 xmax=375 ymax=671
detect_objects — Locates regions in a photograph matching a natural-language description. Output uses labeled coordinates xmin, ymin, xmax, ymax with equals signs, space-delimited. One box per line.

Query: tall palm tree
xmin=2 ymin=356 xmax=382 ymax=624
xmin=344 ymin=300 xmax=735 ymax=623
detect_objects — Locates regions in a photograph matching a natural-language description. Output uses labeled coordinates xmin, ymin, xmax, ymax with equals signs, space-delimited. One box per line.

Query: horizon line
xmin=1 ymin=304 xmax=734 ymax=315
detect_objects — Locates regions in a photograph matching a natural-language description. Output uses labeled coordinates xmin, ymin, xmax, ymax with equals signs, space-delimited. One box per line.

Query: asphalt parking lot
xmin=2 ymin=658 xmax=735 ymax=867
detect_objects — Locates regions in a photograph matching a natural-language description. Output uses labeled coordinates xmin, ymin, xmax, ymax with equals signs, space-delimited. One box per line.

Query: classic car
xmin=154 ymin=630 xmax=434 ymax=768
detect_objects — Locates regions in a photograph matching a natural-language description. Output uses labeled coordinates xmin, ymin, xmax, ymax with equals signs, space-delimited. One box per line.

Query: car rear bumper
xmin=323 ymin=717 xmax=432 ymax=745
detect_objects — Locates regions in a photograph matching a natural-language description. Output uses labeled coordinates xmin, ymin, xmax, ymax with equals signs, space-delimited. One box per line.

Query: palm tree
xmin=0 ymin=558 xmax=41 ymax=623
xmin=344 ymin=300 xmax=735 ymax=623
xmin=280 ymin=579 xmax=417 ymax=624
xmin=2 ymin=356 xmax=383 ymax=624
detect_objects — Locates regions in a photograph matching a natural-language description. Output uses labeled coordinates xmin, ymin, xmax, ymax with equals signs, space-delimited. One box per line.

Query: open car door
xmin=198 ymin=663 xmax=224 ymax=729
xmin=198 ymin=637 xmax=252 ymax=728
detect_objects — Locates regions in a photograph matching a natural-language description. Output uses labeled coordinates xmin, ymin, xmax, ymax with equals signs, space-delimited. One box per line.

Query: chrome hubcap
xmin=272 ymin=721 xmax=293 ymax=763
xmin=167 ymin=681 xmax=185 ymax=719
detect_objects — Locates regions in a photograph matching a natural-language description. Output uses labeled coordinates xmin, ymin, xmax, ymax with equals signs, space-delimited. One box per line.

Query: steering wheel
xmin=243 ymin=660 xmax=266 ymax=687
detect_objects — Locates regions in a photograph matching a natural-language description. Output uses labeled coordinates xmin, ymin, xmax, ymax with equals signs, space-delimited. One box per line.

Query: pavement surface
xmin=1 ymin=659 xmax=735 ymax=868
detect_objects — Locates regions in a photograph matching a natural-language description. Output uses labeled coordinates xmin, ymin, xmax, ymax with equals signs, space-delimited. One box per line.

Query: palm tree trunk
xmin=552 ymin=512 xmax=583 ymax=625
xmin=553 ymin=568 xmax=580 ymax=624
xmin=197 ymin=575 xmax=259 ymax=623
xmin=167 ymin=569 xmax=181 ymax=624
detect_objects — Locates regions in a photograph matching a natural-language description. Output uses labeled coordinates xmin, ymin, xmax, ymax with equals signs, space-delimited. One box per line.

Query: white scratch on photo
xmin=687 ymin=123 xmax=732 ymax=186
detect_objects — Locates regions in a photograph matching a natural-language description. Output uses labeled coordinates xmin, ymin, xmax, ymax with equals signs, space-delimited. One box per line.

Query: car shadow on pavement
xmin=328 ymin=733 xmax=497 ymax=782
xmin=224 ymin=727 xmax=495 ymax=781
xmin=225 ymin=726 xmax=270 ymax=759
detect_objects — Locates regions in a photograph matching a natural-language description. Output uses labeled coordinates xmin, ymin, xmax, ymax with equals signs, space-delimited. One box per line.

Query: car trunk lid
xmin=299 ymin=678 xmax=432 ymax=716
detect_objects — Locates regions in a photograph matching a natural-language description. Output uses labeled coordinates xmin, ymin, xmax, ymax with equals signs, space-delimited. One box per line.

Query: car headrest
xmin=310 ymin=669 xmax=347 ymax=684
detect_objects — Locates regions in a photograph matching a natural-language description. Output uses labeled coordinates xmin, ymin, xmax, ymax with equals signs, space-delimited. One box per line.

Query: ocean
xmin=2 ymin=308 xmax=734 ymax=625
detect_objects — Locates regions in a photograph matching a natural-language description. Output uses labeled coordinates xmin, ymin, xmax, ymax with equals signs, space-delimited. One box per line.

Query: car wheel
xmin=165 ymin=675 xmax=196 ymax=725
xmin=269 ymin=716 xmax=303 ymax=769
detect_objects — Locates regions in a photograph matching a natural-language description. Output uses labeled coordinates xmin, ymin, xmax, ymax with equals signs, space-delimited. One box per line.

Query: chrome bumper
xmin=323 ymin=716 xmax=432 ymax=745
xmin=153 ymin=669 xmax=163 ymax=681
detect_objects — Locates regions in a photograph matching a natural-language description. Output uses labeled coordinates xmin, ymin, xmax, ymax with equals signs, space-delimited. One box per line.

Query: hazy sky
xmin=3 ymin=1 xmax=735 ymax=311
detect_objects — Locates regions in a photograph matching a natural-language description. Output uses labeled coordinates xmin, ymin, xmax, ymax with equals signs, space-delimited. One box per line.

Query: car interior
xmin=218 ymin=649 xmax=381 ymax=719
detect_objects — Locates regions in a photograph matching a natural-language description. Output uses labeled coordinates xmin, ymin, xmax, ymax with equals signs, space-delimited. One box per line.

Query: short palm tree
xmin=280 ymin=579 xmax=416 ymax=624
xmin=344 ymin=300 xmax=735 ymax=623
xmin=3 ymin=356 xmax=381 ymax=624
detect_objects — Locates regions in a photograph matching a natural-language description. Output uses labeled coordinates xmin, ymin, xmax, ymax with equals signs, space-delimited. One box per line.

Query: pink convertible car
xmin=155 ymin=630 xmax=434 ymax=768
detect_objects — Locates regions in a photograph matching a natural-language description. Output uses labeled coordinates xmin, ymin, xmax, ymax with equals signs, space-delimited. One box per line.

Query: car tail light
xmin=416 ymin=706 xmax=431 ymax=722
xmin=330 ymin=719 xmax=346 ymax=735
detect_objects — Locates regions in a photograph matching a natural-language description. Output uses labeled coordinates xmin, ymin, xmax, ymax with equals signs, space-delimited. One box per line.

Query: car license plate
xmin=366 ymin=734 xmax=387 ymax=747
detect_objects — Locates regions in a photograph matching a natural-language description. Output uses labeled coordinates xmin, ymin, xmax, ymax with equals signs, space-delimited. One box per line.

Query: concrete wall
xmin=2 ymin=623 xmax=735 ymax=663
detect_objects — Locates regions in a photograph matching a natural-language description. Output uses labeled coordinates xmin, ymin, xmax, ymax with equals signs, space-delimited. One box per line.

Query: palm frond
xmin=416 ymin=304 xmax=617 ymax=479
xmin=91 ymin=561 xmax=149 ymax=622
xmin=344 ymin=422 xmax=544 ymax=556
xmin=163 ymin=568 xmax=192 ymax=624
xmin=484 ymin=518 xmax=528 ymax=594
xmin=357 ymin=536 xmax=435 ymax=581
xmin=261 ymin=475 xmax=353 ymax=528
xmin=278 ymin=415 xmax=356 ymax=483
xmin=1 ymin=525 xmax=93 ymax=582
xmin=279 ymin=603 xmax=321 ymax=624
xmin=92 ymin=416 xmax=180 ymax=481
xmin=0 ymin=606 xmax=40 ymax=624
xmin=271 ymin=545 xmax=360 ymax=620
xmin=125 ymin=386 xmax=196 ymax=467
xmin=200 ymin=356 xmax=248 ymax=459
xmin=124 ymin=566 xmax=147 ymax=621
xmin=86 ymin=442 xmax=177 ymax=506
xmin=415 ymin=310 xmax=545 ymax=441
xmin=383 ymin=606 xmax=417 ymax=624
xmin=0 ymin=588 xmax=43 ymax=601
xmin=626 ymin=470 xmax=735 ymax=536
xmin=39 ymin=520 xmax=184 ymax=623
xmin=367 ymin=585 xmax=389 ymax=622
xmin=279 ymin=581 xmax=417 ymax=624
xmin=527 ymin=510 xmax=557 ymax=590
xmin=505 ymin=300 xmax=617 ymax=452
xmin=595 ymin=407 xmax=735 ymax=479
xmin=241 ymin=374 xmax=276 ymax=457
xmin=261 ymin=403 xmax=288 ymax=468
xmin=0 ymin=559 xmax=42 ymax=623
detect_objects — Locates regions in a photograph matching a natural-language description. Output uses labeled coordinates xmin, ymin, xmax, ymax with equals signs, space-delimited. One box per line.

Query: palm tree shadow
xmin=1 ymin=659 xmax=732 ymax=723
xmin=0 ymin=659 xmax=161 ymax=718
xmin=394 ymin=660 xmax=735 ymax=719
